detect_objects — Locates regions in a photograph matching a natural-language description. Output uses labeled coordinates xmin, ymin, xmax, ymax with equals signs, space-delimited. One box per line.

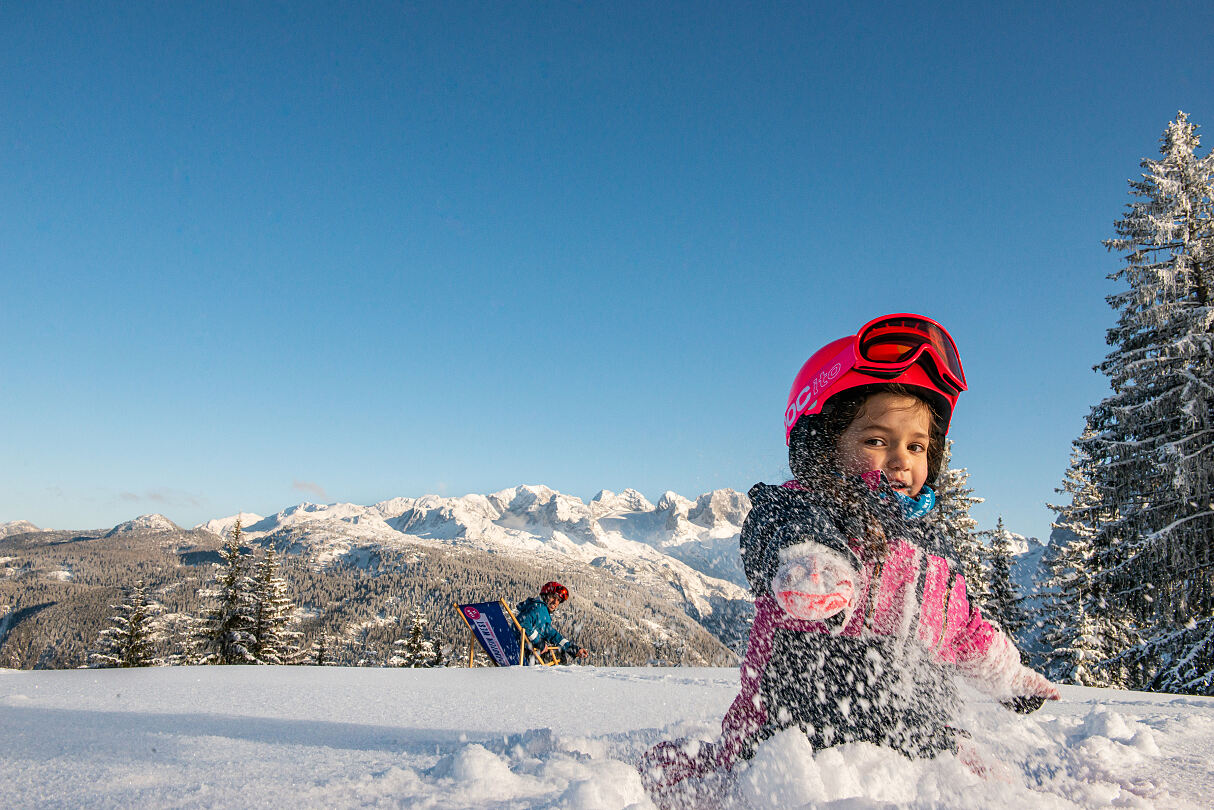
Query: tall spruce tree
xmin=926 ymin=440 xmax=988 ymax=608
xmin=981 ymin=516 xmax=1027 ymax=640
xmin=1083 ymin=111 xmax=1214 ymax=694
xmin=352 ymin=625 xmax=381 ymax=667
xmin=193 ymin=518 xmax=258 ymax=665
xmin=310 ymin=628 xmax=336 ymax=666
xmin=88 ymin=580 xmax=163 ymax=668
xmin=250 ymin=546 xmax=303 ymax=665
xmin=1043 ymin=432 xmax=1125 ymax=686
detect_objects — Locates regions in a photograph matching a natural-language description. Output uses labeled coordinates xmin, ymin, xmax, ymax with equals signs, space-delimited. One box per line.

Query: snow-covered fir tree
xmin=980 ymin=516 xmax=1027 ymax=641
xmin=352 ymin=625 xmax=382 ymax=667
xmin=926 ymin=440 xmax=988 ymax=608
xmin=1082 ymin=111 xmax=1214 ymax=694
xmin=249 ymin=546 xmax=303 ymax=665
xmin=310 ymin=627 xmax=337 ymax=666
xmin=192 ymin=518 xmax=258 ymax=665
xmin=388 ymin=606 xmax=441 ymax=667
xmin=1043 ymin=432 xmax=1127 ymax=686
xmin=87 ymin=580 xmax=163 ymax=668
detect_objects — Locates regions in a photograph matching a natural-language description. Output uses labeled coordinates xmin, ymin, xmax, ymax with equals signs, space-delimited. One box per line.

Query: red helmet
xmin=540 ymin=581 xmax=569 ymax=603
xmin=784 ymin=313 xmax=967 ymax=443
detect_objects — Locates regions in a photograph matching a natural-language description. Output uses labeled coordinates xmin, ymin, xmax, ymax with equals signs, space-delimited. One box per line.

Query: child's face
xmin=836 ymin=392 xmax=933 ymax=497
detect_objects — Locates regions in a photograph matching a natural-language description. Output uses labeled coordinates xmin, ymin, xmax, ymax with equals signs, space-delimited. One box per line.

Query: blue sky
xmin=2 ymin=1 xmax=1211 ymax=539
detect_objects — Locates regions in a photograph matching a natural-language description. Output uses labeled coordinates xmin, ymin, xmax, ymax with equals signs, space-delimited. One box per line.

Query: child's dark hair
xmin=788 ymin=383 xmax=946 ymax=486
xmin=787 ymin=384 xmax=946 ymax=561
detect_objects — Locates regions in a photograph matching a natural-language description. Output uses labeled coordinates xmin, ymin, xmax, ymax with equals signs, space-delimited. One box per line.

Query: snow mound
xmin=736 ymin=730 xmax=1040 ymax=807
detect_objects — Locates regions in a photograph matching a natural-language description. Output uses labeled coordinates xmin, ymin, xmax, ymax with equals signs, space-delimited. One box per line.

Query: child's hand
xmin=1001 ymin=695 xmax=1047 ymax=714
xmin=1001 ymin=671 xmax=1059 ymax=714
xmin=1010 ymin=667 xmax=1061 ymax=702
xmin=771 ymin=547 xmax=857 ymax=622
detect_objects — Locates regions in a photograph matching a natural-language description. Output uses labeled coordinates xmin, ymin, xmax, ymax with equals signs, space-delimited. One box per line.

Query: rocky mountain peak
xmin=591 ymin=488 xmax=655 ymax=513
xmin=0 ymin=520 xmax=43 ymax=538
xmin=104 ymin=513 xmax=182 ymax=537
xmin=687 ymin=489 xmax=750 ymax=528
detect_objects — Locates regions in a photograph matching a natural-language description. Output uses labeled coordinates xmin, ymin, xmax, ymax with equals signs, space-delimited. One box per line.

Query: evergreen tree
xmin=926 ymin=440 xmax=988 ymax=607
xmin=960 ymin=537 xmax=990 ymax=613
xmin=352 ymin=625 xmax=381 ymax=667
xmin=1043 ymin=432 xmax=1124 ymax=685
xmin=1083 ymin=111 xmax=1214 ymax=694
xmin=389 ymin=606 xmax=438 ymax=667
xmin=310 ymin=628 xmax=335 ymax=666
xmin=429 ymin=632 xmax=446 ymax=668
xmin=88 ymin=580 xmax=163 ymax=668
xmin=980 ymin=517 xmax=1027 ymax=640
xmin=249 ymin=546 xmax=303 ymax=665
xmin=193 ymin=519 xmax=257 ymax=665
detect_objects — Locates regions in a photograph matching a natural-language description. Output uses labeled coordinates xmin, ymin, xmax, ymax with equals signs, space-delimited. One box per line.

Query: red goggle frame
xmin=853 ymin=314 xmax=967 ymax=394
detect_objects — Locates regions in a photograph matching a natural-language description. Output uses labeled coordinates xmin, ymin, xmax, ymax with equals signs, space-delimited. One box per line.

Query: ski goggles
xmin=853 ymin=314 xmax=967 ymax=394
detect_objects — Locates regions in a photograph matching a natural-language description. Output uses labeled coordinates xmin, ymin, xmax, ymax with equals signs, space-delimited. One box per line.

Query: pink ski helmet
xmin=784 ymin=313 xmax=967 ymax=444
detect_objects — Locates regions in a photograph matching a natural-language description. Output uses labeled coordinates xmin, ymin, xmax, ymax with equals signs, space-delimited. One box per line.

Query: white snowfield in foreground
xmin=1 ymin=666 xmax=1211 ymax=809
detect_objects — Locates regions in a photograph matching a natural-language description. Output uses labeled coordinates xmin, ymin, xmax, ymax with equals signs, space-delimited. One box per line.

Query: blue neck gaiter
xmin=894 ymin=485 xmax=936 ymax=520
xmin=856 ymin=470 xmax=937 ymax=520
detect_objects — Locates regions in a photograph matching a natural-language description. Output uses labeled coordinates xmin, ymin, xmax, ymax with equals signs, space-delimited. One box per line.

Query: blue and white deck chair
xmin=454 ymin=600 xmax=559 ymax=667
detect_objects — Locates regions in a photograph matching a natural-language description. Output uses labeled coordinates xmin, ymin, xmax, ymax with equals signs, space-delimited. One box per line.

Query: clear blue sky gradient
xmin=3 ymin=2 xmax=1212 ymax=539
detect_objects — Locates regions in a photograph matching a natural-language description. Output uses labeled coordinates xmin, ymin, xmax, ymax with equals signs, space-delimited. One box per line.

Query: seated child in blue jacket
xmin=515 ymin=581 xmax=589 ymax=663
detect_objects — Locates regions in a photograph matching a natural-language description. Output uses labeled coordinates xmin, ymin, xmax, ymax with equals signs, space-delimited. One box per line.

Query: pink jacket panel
xmin=916 ymin=553 xmax=951 ymax=652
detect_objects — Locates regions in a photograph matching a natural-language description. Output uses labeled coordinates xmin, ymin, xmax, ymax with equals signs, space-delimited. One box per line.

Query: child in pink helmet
xmin=640 ymin=314 xmax=1058 ymax=804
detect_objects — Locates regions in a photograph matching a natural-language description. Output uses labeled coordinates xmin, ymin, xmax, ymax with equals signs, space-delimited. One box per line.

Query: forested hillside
xmin=0 ymin=527 xmax=735 ymax=669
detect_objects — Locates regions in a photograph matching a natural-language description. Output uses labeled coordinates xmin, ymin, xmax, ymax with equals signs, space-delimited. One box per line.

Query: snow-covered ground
xmin=1 ymin=666 xmax=1211 ymax=809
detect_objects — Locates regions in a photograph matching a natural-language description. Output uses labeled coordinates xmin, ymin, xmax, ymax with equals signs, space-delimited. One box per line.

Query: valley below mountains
xmin=0 ymin=485 xmax=756 ymax=669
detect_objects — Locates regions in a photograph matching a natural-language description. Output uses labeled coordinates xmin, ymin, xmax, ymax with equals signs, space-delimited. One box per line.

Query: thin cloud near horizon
xmin=292 ymin=480 xmax=329 ymax=501
xmin=118 ymin=489 xmax=203 ymax=508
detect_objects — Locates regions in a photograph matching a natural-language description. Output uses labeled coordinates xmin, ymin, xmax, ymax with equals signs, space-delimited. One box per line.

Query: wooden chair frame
xmin=454 ymin=599 xmax=559 ymax=667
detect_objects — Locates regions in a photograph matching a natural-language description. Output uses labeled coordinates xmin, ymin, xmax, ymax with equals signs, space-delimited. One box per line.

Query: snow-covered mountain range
xmin=189 ymin=485 xmax=754 ymax=634
xmin=4 ymin=490 xmax=1053 ymax=625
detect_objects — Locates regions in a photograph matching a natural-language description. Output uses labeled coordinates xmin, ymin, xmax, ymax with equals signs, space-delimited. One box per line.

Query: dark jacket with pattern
xmin=720 ymin=480 xmax=1012 ymax=763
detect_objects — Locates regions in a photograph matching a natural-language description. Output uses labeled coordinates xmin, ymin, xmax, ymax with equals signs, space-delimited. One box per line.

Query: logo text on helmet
xmin=786 ymin=363 xmax=842 ymax=427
